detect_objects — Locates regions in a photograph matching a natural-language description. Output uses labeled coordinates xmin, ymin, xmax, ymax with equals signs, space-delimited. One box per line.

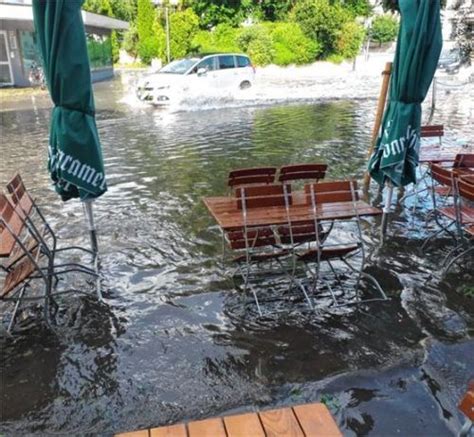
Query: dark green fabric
xmin=33 ymin=0 xmax=107 ymax=201
xmin=368 ymin=0 xmax=442 ymax=187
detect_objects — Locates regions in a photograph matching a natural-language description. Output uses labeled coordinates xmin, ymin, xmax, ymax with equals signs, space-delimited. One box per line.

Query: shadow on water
xmin=0 ymin=71 xmax=473 ymax=434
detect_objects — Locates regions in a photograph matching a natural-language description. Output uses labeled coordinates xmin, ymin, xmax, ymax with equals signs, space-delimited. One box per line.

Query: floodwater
xmin=1 ymin=70 xmax=473 ymax=435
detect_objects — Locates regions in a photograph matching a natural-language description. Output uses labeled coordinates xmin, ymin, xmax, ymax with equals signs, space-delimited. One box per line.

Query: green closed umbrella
xmin=368 ymin=0 xmax=442 ymax=236
xmin=33 ymin=0 xmax=107 ymax=254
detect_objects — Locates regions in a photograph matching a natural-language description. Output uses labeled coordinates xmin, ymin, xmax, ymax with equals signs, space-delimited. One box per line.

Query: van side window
xmin=237 ymin=56 xmax=250 ymax=68
xmin=218 ymin=55 xmax=235 ymax=70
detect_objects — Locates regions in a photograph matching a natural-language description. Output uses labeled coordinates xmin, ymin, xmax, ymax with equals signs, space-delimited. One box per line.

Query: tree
xmin=185 ymin=0 xmax=253 ymax=29
xmin=339 ymin=0 xmax=372 ymax=17
xmin=137 ymin=0 xmax=161 ymax=64
xmin=255 ymin=0 xmax=295 ymax=21
xmin=237 ymin=24 xmax=275 ymax=65
xmin=169 ymin=9 xmax=200 ymax=59
xmin=292 ymin=0 xmax=352 ymax=58
xmin=83 ymin=0 xmax=113 ymax=16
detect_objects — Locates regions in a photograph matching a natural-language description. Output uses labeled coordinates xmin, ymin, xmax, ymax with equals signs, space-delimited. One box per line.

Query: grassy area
xmin=0 ymin=86 xmax=48 ymax=100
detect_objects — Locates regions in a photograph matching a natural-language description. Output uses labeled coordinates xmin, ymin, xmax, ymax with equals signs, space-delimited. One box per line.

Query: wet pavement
xmin=0 ymin=70 xmax=473 ymax=435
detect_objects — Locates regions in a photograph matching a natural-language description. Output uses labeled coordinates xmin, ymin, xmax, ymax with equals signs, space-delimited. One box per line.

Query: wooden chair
xmin=278 ymin=163 xmax=327 ymax=186
xmin=6 ymin=174 xmax=97 ymax=278
xmin=453 ymin=153 xmax=474 ymax=171
xmin=227 ymin=167 xmax=277 ymax=193
xmin=297 ymin=181 xmax=387 ymax=307
xmin=226 ymin=184 xmax=310 ymax=314
xmin=0 ymin=193 xmax=52 ymax=332
xmin=422 ymin=164 xmax=460 ymax=250
xmin=420 ymin=124 xmax=444 ymax=145
xmin=443 ymin=178 xmax=474 ymax=272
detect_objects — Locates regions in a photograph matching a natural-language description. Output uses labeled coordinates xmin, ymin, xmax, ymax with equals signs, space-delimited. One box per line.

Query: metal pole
xmin=165 ymin=6 xmax=170 ymax=63
xmin=83 ymin=199 xmax=98 ymax=256
xmin=380 ymin=183 xmax=393 ymax=242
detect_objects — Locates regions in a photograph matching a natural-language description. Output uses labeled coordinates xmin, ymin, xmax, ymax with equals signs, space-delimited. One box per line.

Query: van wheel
xmin=239 ymin=81 xmax=251 ymax=90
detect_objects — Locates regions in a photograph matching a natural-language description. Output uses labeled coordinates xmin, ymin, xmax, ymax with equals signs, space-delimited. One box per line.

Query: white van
xmin=136 ymin=53 xmax=255 ymax=105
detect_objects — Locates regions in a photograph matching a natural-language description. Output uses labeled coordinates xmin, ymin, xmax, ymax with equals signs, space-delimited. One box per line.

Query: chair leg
xmin=444 ymin=246 xmax=474 ymax=274
xmin=7 ymin=285 xmax=28 ymax=334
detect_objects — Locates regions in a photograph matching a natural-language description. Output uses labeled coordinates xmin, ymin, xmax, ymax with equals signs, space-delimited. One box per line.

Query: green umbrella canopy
xmin=33 ymin=0 xmax=107 ymax=201
xmin=368 ymin=0 xmax=442 ymax=187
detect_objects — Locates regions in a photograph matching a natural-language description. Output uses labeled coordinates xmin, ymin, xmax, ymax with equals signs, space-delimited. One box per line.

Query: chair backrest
xmin=236 ymin=184 xmax=291 ymax=210
xmin=458 ymin=179 xmax=474 ymax=202
xmin=304 ymin=181 xmax=358 ymax=205
xmin=0 ymin=193 xmax=26 ymax=258
xmin=453 ymin=153 xmax=474 ymax=169
xmin=6 ymin=173 xmax=34 ymax=217
xmin=430 ymin=163 xmax=455 ymax=187
xmin=228 ymin=167 xmax=277 ymax=190
xmin=420 ymin=125 xmax=444 ymax=138
xmin=278 ymin=164 xmax=327 ymax=184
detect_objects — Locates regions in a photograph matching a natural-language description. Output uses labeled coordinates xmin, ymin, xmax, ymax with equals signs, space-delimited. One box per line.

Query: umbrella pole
xmin=380 ymin=183 xmax=394 ymax=242
xmin=83 ymin=200 xmax=98 ymax=256
xmin=363 ymin=62 xmax=392 ymax=193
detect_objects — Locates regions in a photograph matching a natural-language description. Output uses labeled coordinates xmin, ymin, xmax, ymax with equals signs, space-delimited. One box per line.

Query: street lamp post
xmin=153 ymin=0 xmax=178 ymax=64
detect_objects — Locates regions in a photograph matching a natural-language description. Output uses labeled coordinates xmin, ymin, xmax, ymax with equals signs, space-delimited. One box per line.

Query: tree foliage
xmin=185 ymin=0 xmax=253 ymax=29
xmin=336 ymin=21 xmax=365 ymax=59
xmin=169 ymin=9 xmax=200 ymax=59
xmin=369 ymin=14 xmax=398 ymax=45
xmin=192 ymin=23 xmax=240 ymax=54
xmin=270 ymin=22 xmax=321 ymax=65
xmin=292 ymin=0 xmax=351 ymax=59
xmin=137 ymin=0 xmax=161 ymax=64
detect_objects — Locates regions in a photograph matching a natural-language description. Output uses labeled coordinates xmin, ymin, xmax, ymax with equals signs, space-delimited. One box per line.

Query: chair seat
xmin=297 ymin=244 xmax=359 ymax=262
xmin=439 ymin=206 xmax=474 ymax=224
xmin=232 ymin=249 xmax=289 ymax=263
xmin=432 ymin=186 xmax=452 ymax=196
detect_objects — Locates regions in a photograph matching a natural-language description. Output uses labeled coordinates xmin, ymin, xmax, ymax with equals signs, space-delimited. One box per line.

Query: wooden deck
xmin=116 ymin=402 xmax=342 ymax=437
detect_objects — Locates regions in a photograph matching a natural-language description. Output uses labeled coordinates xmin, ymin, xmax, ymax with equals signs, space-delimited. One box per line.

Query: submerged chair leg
xmin=7 ymin=285 xmax=28 ymax=334
xmin=444 ymin=246 xmax=474 ymax=274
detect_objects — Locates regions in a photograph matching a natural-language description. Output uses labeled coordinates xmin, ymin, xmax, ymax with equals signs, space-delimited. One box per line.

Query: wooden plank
xmin=187 ymin=418 xmax=226 ymax=437
xmin=223 ymin=412 xmax=265 ymax=437
xmin=150 ymin=423 xmax=187 ymax=437
xmin=259 ymin=407 xmax=304 ymax=437
xmin=293 ymin=403 xmax=342 ymax=437
xmin=115 ymin=430 xmax=149 ymax=437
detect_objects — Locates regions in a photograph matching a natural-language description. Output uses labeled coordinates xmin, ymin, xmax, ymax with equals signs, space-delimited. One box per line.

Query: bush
xmin=237 ymin=25 xmax=275 ymax=65
xmin=336 ymin=21 xmax=365 ymax=59
xmin=169 ymin=9 xmax=200 ymax=60
xmin=192 ymin=23 xmax=240 ymax=54
xmin=370 ymin=14 xmax=398 ymax=45
xmin=270 ymin=22 xmax=320 ymax=65
xmin=292 ymin=0 xmax=352 ymax=59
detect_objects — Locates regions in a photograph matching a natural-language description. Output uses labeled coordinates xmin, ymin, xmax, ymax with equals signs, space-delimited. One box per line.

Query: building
xmin=0 ymin=0 xmax=128 ymax=87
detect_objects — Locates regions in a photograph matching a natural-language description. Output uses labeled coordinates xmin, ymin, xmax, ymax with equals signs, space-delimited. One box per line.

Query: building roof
xmin=0 ymin=2 xmax=129 ymax=31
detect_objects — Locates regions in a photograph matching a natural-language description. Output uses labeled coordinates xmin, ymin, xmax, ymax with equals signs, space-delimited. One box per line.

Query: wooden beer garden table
xmin=203 ymin=191 xmax=382 ymax=231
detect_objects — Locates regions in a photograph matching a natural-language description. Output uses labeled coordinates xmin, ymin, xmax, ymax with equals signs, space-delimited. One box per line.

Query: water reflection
xmin=0 ymin=72 xmax=473 ymax=435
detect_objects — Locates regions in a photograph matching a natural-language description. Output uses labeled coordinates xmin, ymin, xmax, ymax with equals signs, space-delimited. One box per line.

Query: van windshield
xmin=160 ymin=58 xmax=199 ymax=74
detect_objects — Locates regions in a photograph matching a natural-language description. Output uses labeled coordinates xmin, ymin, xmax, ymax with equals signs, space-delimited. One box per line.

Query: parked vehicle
xmin=437 ymin=49 xmax=463 ymax=74
xmin=136 ymin=54 xmax=255 ymax=105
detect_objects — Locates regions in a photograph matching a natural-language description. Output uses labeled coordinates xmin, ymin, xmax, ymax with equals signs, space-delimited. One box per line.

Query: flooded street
xmin=1 ymin=70 xmax=473 ymax=435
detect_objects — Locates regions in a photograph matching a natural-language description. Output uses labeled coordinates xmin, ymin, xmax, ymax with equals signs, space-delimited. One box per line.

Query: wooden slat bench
xmin=116 ymin=402 xmax=341 ymax=437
